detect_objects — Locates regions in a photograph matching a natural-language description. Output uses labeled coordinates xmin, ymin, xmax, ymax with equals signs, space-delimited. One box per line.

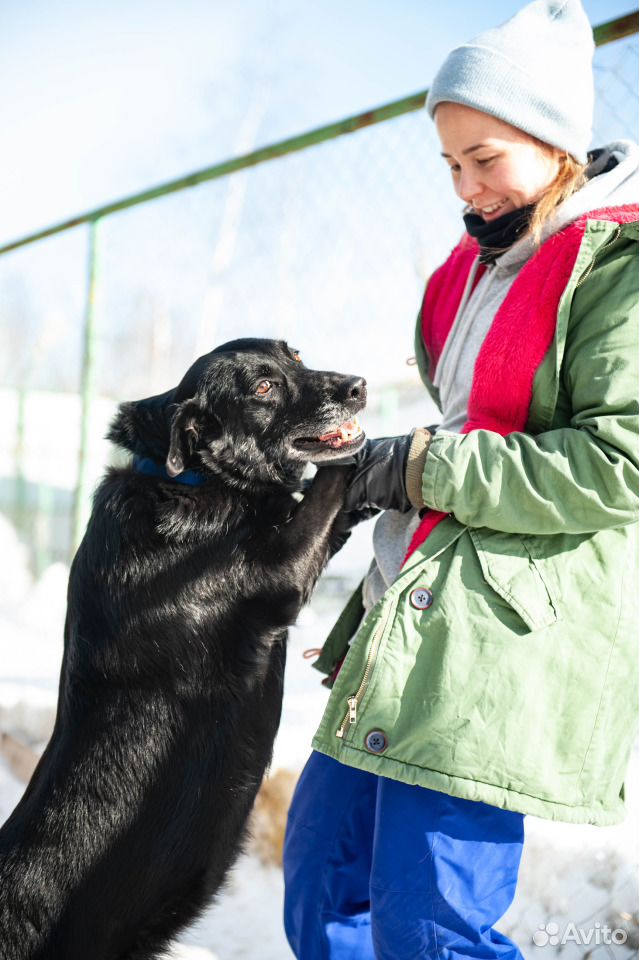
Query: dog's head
xmin=109 ymin=338 xmax=367 ymax=490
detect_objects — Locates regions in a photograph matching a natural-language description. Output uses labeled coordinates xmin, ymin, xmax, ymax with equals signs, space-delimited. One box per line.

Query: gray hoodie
xmin=362 ymin=140 xmax=639 ymax=613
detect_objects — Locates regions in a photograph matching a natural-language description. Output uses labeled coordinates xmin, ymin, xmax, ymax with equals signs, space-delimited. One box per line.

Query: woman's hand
xmin=323 ymin=428 xmax=434 ymax=558
xmin=341 ymin=428 xmax=434 ymax=517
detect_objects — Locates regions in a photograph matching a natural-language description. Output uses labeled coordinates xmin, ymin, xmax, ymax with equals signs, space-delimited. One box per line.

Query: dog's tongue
xmin=318 ymin=417 xmax=362 ymax=445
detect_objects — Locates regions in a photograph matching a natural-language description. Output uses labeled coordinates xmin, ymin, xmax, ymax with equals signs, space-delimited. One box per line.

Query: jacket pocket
xmin=469 ymin=528 xmax=560 ymax=632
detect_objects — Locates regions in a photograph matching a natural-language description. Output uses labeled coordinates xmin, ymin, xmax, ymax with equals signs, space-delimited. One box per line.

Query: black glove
xmin=323 ymin=427 xmax=435 ymax=559
xmin=342 ymin=434 xmax=414 ymax=515
xmin=340 ymin=426 xmax=434 ymax=517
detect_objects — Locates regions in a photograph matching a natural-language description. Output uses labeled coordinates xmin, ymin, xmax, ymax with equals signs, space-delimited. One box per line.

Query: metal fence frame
xmin=2 ymin=10 xmax=638 ymax=549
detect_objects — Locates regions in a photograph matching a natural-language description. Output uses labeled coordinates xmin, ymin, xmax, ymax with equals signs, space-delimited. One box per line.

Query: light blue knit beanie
xmin=426 ymin=0 xmax=595 ymax=163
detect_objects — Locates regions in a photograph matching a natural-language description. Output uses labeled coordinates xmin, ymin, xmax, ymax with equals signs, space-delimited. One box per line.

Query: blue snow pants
xmin=283 ymin=751 xmax=525 ymax=960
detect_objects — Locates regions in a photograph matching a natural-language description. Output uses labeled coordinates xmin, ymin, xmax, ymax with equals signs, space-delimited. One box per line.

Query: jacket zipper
xmin=575 ymin=224 xmax=621 ymax=288
xmin=335 ymin=603 xmax=393 ymax=739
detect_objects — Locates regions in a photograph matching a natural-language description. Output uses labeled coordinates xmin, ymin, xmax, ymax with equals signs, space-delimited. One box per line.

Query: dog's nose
xmin=345 ymin=377 xmax=367 ymax=402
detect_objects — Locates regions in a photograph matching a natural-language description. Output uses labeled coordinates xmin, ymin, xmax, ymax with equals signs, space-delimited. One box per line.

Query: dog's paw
xmin=308 ymin=464 xmax=352 ymax=503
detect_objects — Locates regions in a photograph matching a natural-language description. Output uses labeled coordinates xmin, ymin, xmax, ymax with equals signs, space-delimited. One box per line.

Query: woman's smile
xmin=472 ymin=198 xmax=511 ymax=219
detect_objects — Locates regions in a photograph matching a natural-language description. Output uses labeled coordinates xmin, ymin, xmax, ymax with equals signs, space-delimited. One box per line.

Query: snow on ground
xmin=1 ymin=514 xmax=637 ymax=959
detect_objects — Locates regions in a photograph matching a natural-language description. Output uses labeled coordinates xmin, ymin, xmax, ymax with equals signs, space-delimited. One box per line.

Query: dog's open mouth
xmin=294 ymin=416 xmax=365 ymax=453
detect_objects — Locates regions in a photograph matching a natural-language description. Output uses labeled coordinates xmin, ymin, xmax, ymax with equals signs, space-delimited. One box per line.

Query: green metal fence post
xmin=14 ymin=386 xmax=27 ymax=535
xmin=72 ymin=218 xmax=100 ymax=554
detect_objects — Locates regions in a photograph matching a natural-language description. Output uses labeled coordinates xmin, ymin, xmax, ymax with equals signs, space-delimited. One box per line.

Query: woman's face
xmin=435 ymin=102 xmax=560 ymax=221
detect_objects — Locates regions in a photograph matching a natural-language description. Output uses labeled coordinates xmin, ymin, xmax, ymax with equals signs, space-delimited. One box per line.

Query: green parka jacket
xmin=311 ymin=208 xmax=639 ymax=826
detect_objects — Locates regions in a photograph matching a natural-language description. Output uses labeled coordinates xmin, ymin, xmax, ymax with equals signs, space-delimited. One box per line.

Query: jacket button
xmin=365 ymin=730 xmax=388 ymax=754
xmin=409 ymin=587 xmax=433 ymax=610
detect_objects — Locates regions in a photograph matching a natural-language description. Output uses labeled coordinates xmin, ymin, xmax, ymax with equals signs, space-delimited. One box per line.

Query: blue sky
xmin=1 ymin=0 xmax=635 ymax=246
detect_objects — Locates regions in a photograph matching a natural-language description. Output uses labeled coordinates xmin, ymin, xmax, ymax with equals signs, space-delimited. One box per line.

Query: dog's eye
xmin=292 ymin=351 xmax=302 ymax=363
xmin=255 ymin=380 xmax=272 ymax=396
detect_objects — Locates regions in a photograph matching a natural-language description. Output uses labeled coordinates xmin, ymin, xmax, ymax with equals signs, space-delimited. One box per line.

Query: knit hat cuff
xmin=427 ymin=44 xmax=591 ymax=162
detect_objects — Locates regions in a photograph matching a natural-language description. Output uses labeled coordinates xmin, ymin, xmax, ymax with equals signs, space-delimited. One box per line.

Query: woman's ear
xmin=166 ymin=399 xmax=204 ymax=477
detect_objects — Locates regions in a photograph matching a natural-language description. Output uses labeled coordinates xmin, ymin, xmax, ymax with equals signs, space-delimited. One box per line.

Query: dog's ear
xmin=108 ymin=389 xmax=174 ymax=458
xmin=166 ymin=399 xmax=205 ymax=477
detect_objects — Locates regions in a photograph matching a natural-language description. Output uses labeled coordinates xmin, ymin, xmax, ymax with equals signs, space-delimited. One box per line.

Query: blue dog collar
xmin=132 ymin=455 xmax=208 ymax=487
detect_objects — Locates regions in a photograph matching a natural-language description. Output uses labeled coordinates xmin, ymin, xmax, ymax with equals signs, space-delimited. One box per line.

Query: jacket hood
xmin=496 ymin=139 xmax=639 ymax=273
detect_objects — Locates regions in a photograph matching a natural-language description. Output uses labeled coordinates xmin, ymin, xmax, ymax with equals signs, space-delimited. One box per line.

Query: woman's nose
xmin=458 ymin=170 xmax=483 ymax=205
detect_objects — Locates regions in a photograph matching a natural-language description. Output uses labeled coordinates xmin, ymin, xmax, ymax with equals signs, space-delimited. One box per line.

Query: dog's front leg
xmin=264 ymin=466 xmax=351 ymax=609
xmin=301 ymin=459 xmax=353 ymax=522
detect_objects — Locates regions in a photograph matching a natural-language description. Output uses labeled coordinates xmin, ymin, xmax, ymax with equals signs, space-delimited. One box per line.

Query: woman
xmin=283 ymin=1 xmax=639 ymax=957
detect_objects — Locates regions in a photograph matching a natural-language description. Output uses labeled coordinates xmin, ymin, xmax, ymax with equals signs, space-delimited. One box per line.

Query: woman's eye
xmin=477 ymin=156 xmax=497 ymax=166
xmin=255 ymin=380 xmax=272 ymax=396
xmin=449 ymin=164 xmax=460 ymax=174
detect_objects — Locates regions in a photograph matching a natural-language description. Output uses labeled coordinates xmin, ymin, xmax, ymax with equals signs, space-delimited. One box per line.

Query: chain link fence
xmin=0 ymin=22 xmax=637 ymax=574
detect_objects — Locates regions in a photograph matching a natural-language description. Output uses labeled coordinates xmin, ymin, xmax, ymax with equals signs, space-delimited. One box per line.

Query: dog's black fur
xmin=0 ymin=338 xmax=366 ymax=960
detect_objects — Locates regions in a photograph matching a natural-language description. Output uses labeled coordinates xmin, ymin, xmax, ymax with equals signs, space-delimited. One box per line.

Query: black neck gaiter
xmin=463 ymin=204 xmax=535 ymax=265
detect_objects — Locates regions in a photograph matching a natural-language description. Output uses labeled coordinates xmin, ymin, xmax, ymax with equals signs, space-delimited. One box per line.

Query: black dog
xmin=0 ymin=338 xmax=366 ymax=960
